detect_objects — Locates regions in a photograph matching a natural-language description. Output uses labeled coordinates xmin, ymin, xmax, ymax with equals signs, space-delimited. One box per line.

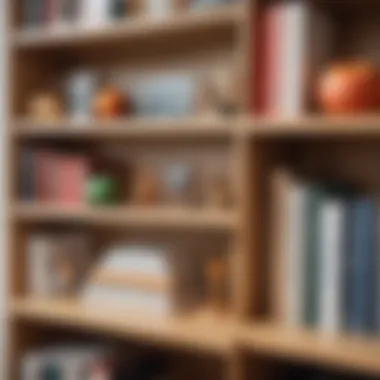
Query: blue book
xmin=347 ymin=197 xmax=376 ymax=334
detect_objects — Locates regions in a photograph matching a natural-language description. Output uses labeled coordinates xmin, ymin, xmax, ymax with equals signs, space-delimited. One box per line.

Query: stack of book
xmin=19 ymin=148 xmax=89 ymax=204
xmin=23 ymin=0 xmax=126 ymax=30
xmin=253 ymin=1 xmax=333 ymax=116
xmin=270 ymin=168 xmax=380 ymax=336
xmin=81 ymin=244 xmax=174 ymax=317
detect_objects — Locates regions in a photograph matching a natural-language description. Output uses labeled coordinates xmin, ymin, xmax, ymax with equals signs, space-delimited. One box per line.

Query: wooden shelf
xmin=13 ymin=203 xmax=238 ymax=231
xmin=10 ymin=298 xmax=235 ymax=355
xmin=11 ymin=4 xmax=243 ymax=51
xmin=250 ymin=115 xmax=380 ymax=138
xmin=239 ymin=323 xmax=380 ymax=376
xmin=13 ymin=117 xmax=240 ymax=140
xmin=11 ymin=299 xmax=380 ymax=376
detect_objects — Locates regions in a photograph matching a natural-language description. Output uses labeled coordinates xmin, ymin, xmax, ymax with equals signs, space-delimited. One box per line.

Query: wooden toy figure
xmin=131 ymin=168 xmax=161 ymax=205
xmin=27 ymin=92 xmax=64 ymax=122
xmin=204 ymin=256 xmax=227 ymax=313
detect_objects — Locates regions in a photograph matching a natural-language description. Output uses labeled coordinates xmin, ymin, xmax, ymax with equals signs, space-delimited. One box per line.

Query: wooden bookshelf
xmin=7 ymin=0 xmax=380 ymax=379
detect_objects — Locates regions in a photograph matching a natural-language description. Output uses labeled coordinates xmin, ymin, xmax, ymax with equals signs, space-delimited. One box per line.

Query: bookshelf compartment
xmin=10 ymin=320 xmax=225 ymax=380
xmin=17 ymin=225 xmax=234 ymax=320
xmin=17 ymin=140 xmax=236 ymax=218
xmin=252 ymin=138 xmax=380 ymax=340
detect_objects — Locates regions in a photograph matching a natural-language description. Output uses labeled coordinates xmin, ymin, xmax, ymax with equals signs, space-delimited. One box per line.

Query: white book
xmin=318 ymin=199 xmax=345 ymax=334
xmin=80 ymin=0 xmax=110 ymax=29
xmin=285 ymin=180 xmax=307 ymax=326
xmin=27 ymin=235 xmax=54 ymax=297
xmin=279 ymin=2 xmax=308 ymax=117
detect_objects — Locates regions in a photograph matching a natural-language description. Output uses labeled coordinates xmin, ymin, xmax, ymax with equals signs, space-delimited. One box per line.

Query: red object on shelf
xmin=317 ymin=61 xmax=380 ymax=115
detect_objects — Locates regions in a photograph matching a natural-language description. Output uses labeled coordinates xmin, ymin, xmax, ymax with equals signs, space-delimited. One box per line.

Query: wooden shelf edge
xmin=250 ymin=115 xmax=380 ymax=138
xmin=13 ymin=117 xmax=242 ymax=139
xmin=11 ymin=4 xmax=243 ymax=50
xmin=239 ymin=323 xmax=380 ymax=376
xmin=10 ymin=298 xmax=235 ymax=355
xmin=12 ymin=203 xmax=238 ymax=231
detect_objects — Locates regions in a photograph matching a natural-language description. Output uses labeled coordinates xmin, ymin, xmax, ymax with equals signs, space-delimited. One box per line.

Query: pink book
xmin=265 ymin=5 xmax=285 ymax=116
xmin=58 ymin=155 xmax=89 ymax=205
xmin=36 ymin=150 xmax=60 ymax=203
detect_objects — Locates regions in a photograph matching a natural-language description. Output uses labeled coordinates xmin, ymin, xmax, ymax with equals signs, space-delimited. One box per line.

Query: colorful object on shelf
xmin=133 ymin=74 xmax=196 ymax=117
xmin=317 ymin=61 xmax=380 ymax=115
xmin=66 ymin=70 xmax=98 ymax=122
xmin=204 ymin=256 xmax=227 ymax=313
xmin=205 ymin=174 xmax=232 ymax=208
xmin=93 ymin=85 xmax=128 ymax=119
xmin=131 ymin=168 xmax=161 ymax=205
xmin=162 ymin=163 xmax=197 ymax=205
xmin=86 ymin=175 xmax=118 ymax=205
xmin=27 ymin=92 xmax=64 ymax=122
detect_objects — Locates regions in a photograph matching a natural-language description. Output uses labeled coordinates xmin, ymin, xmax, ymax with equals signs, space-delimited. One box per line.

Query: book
xmin=20 ymin=148 xmax=36 ymax=201
xmin=253 ymin=2 xmax=333 ymax=116
xmin=347 ymin=197 xmax=376 ymax=334
xmin=317 ymin=197 xmax=346 ymax=334
xmin=58 ymin=154 xmax=89 ymax=204
xmin=35 ymin=150 xmax=60 ymax=203
xmin=303 ymin=184 xmax=325 ymax=328
xmin=24 ymin=0 xmax=45 ymax=28
xmin=270 ymin=168 xmax=306 ymax=326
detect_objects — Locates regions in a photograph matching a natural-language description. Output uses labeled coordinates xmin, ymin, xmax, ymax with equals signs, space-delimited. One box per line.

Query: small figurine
xmin=162 ymin=163 xmax=197 ymax=205
xmin=93 ymin=85 xmax=129 ymax=120
xmin=205 ymin=174 xmax=232 ymax=208
xmin=213 ymin=68 xmax=240 ymax=115
xmin=131 ymin=167 xmax=161 ymax=205
xmin=204 ymin=256 xmax=227 ymax=313
xmin=27 ymin=92 xmax=64 ymax=122
xmin=66 ymin=70 xmax=98 ymax=122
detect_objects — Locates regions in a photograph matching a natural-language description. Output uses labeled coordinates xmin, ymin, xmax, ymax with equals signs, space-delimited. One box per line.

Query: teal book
xmin=303 ymin=184 xmax=324 ymax=327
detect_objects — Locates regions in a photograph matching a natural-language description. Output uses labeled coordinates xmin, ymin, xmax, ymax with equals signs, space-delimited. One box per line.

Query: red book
xmin=57 ymin=155 xmax=89 ymax=205
xmin=252 ymin=7 xmax=269 ymax=114
xmin=45 ymin=0 xmax=61 ymax=26
xmin=36 ymin=150 xmax=60 ymax=203
xmin=265 ymin=5 xmax=284 ymax=116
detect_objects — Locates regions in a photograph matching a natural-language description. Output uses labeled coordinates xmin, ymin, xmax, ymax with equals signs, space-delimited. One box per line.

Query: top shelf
xmin=11 ymin=4 xmax=244 ymax=51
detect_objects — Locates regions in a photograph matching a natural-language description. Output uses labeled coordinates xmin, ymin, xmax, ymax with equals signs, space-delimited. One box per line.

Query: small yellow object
xmin=28 ymin=92 xmax=64 ymax=122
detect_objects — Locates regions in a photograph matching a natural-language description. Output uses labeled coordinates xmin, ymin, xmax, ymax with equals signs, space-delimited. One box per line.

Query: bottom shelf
xmin=9 ymin=298 xmax=235 ymax=355
xmin=9 ymin=299 xmax=380 ymax=376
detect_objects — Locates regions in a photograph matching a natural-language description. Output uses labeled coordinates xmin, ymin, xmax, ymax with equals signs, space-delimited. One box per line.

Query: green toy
xmin=86 ymin=175 xmax=118 ymax=205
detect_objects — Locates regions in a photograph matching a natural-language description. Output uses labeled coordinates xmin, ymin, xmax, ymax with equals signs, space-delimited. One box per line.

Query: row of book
xmin=20 ymin=148 xmax=89 ymax=204
xmin=253 ymin=1 xmax=332 ymax=116
xmin=23 ymin=0 xmax=237 ymax=29
xmin=271 ymin=168 xmax=380 ymax=335
xmin=22 ymin=347 xmax=168 ymax=380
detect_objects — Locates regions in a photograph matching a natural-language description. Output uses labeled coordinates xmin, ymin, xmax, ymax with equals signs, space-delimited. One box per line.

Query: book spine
xmin=252 ymin=7 xmax=268 ymax=114
xmin=317 ymin=198 xmax=345 ymax=334
xmin=265 ymin=5 xmax=283 ymax=115
xmin=303 ymin=186 xmax=322 ymax=328
xmin=24 ymin=0 xmax=44 ymax=28
xmin=280 ymin=2 xmax=308 ymax=117
xmin=285 ymin=179 xmax=307 ymax=326
xmin=20 ymin=149 xmax=36 ymax=201
xmin=348 ymin=198 xmax=376 ymax=334
xmin=58 ymin=155 xmax=89 ymax=204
